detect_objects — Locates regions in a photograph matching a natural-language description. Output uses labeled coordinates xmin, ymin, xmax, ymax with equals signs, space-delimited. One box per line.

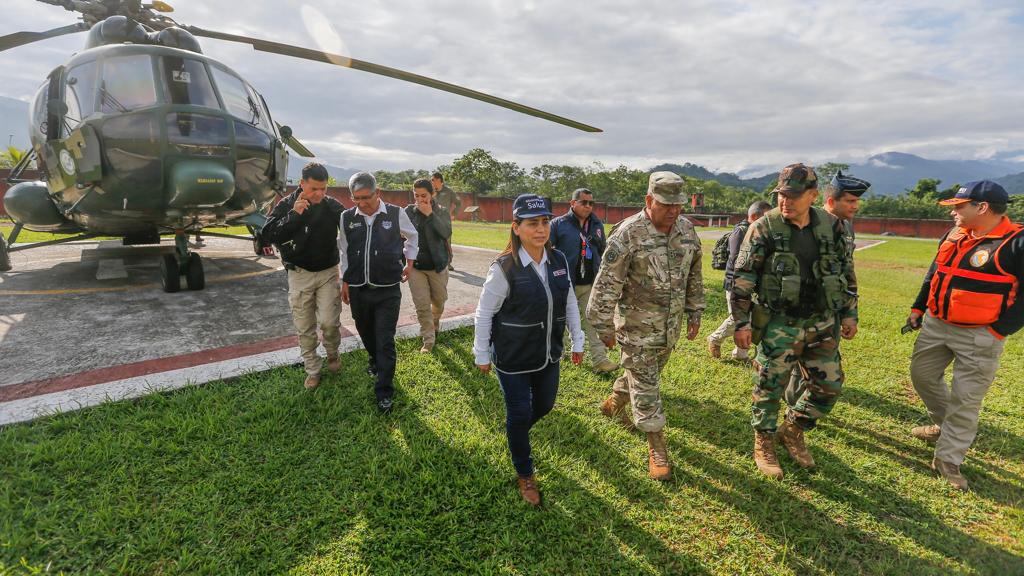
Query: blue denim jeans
xmin=496 ymin=361 xmax=560 ymax=477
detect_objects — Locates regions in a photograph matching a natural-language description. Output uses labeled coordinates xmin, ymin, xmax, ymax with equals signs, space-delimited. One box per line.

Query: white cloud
xmin=0 ymin=0 xmax=1021 ymax=172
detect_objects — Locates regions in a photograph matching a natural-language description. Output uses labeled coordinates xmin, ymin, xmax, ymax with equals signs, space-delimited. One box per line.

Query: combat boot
xmin=776 ymin=421 xmax=816 ymax=469
xmin=753 ymin=431 xmax=784 ymax=480
xmin=911 ymin=424 xmax=941 ymax=444
xmin=326 ymin=355 xmax=341 ymax=373
xmin=932 ymin=458 xmax=968 ymax=491
xmin=599 ymin=391 xmax=635 ymax=431
xmin=303 ymin=374 xmax=320 ymax=390
xmin=707 ymin=337 xmax=722 ymax=359
xmin=646 ymin=430 xmax=672 ymax=481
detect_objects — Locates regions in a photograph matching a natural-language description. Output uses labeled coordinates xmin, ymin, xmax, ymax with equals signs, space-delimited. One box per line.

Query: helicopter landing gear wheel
xmin=160 ymin=253 xmax=180 ymax=292
xmin=0 ymin=234 xmax=11 ymax=272
xmin=185 ymin=253 xmax=205 ymax=290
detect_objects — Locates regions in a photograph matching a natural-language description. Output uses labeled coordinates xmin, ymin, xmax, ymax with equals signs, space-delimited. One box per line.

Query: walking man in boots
xmin=906 ymin=180 xmax=1024 ymax=490
xmin=261 ymin=162 xmax=344 ymax=390
xmin=732 ymin=163 xmax=858 ymax=479
xmin=588 ymin=171 xmax=705 ymax=481
xmin=783 ymin=170 xmax=870 ymax=407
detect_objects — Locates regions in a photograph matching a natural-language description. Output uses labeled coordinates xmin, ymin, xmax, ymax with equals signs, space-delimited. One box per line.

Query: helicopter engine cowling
xmin=3 ymin=181 xmax=78 ymax=232
xmin=167 ymin=160 xmax=235 ymax=209
xmin=84 ymin=16 xmax=149 ymax=50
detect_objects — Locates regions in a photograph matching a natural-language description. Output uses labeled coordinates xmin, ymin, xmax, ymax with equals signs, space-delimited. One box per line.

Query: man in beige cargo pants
xmin=262 ymin=163 xmax=345 ymax=389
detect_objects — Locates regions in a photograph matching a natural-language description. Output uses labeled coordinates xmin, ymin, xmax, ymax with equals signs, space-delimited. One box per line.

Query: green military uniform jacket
xmin=730 ymin=207 xmax=857 ymax=329
xmin=435 ymin=185 xmax=459 ymax=215
xmin=587 ymin=210 xmax=705 ymax=348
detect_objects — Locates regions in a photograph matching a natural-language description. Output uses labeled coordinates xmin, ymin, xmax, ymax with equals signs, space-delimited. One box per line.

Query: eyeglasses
xmin=352 ymin=194 xmax=375 ymax=202
xmin=576 ymin=200 xmax=594 ymax=206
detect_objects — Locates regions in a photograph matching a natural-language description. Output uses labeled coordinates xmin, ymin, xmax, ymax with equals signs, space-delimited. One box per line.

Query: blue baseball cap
xmin=830 ymin=170 xmax=871 ymax=197
xmin=512 ymin=194 xmax=553 ymax=219
xmin=938 ymin=180 xmax=1009 ymax=206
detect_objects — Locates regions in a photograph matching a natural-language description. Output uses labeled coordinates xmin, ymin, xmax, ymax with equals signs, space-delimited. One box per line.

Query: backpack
xmin=711 ymin=230 xmax=732 ymax=270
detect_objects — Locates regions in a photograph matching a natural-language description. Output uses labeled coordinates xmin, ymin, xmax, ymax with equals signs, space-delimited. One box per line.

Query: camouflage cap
xmin=647 ymin=171 xmax=687 ymax=204
xmin=774 ymin=163 xmax=818 ymax=197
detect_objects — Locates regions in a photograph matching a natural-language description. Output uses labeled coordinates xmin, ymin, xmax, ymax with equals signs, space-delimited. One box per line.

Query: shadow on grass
xmin=664 ymin=393 xmax=1024 ymax=574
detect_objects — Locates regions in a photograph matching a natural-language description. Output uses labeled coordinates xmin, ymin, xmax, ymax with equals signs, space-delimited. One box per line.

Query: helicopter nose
xmin=167 ymin=160 xmax=235 ymax=208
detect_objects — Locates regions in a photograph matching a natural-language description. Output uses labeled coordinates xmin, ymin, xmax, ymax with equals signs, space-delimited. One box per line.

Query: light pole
xmin=6 ymin=134 xmax=11 ymax=148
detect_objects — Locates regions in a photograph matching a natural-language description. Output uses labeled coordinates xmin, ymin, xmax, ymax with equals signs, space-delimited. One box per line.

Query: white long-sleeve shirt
xmin=338 ymin=200 xmax=419 ymax=281
xmin=473 ymin=246 xmax=585 ymax=367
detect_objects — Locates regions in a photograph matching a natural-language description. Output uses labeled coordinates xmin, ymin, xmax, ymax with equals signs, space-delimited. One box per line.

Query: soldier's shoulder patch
xmin=604 ymin=244 xmax=621 ymax=263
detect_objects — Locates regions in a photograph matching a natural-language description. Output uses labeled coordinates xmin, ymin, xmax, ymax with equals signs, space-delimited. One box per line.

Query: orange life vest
xmin=927 ymin=217 xmax=1024 ymax=326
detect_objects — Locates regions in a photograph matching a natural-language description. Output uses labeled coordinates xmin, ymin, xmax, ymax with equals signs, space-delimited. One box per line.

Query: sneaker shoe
xmin=932 ymin=458 xmax=968 ymax=491
xmin=366 ymin=364 xmax=378 ymax=379
xmin=911 ymin=424 xmax=941 ymax=444
xmin=731 ymin=348 xmax=750 ymax=361
xmin=377 ymin=397 xmax=394 ymax=413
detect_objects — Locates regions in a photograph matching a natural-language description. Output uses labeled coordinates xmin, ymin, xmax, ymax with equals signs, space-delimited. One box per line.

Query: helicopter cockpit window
xmin=209 ymin=67 xmax=257 ymax=125
xmin=64 ymin=61 xmax=98 ymax=132
xmin=100 ymin=55 xmax=158 ymax=114
xmin=162 ymin=56 xmax=219 ymax=109
xmin=31 ymin=82 xmax=49 ymax=141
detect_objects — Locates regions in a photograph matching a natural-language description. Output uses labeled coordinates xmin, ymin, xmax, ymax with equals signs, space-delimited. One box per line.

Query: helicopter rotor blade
xmin=275 ymin=122 xmax=316 ymax=158
xmin=184 ymin=26 xmax=601 ymax=133
xmin=0 ymin=22 xmax=89 ymax=53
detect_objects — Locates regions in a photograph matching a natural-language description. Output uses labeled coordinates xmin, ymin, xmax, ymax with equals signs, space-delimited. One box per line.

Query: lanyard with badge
xmin=579 ymin=218 xmax=592 ymax=278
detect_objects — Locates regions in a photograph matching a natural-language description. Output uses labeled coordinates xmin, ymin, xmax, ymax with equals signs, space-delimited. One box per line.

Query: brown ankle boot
xmin=777 ymin=421 xmax=816 ymax=469
xmin=646 ymin=430 xmax=672 ymax=481
xmin=600 ymin=391 xmax=635 ymax=431
xmin=932 ymin=458 xmax=968 ymax=491
xmin=517 ymin=475 xmax=542 ymax=506
xmin=753 ymin=431 xmax=784 ymax=480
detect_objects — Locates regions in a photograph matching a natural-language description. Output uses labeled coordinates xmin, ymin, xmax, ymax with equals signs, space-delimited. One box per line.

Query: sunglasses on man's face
xmin=576 ymin=200 xmax=594 ymax=206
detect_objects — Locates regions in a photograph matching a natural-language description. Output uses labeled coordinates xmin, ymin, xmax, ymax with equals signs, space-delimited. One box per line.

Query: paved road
xmin=0 ymin=238 xmax=495 ymax=390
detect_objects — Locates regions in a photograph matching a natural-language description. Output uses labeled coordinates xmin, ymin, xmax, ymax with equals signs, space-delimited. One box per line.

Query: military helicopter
xmin=0 ymin=0 xmax=600 ymax=291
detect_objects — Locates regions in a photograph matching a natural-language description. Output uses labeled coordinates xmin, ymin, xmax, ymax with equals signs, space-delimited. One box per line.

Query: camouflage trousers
xmin=751 ymin=314 xmax=844 ymax=432
xmin=612 ymin=345 xmax=673 ymax=433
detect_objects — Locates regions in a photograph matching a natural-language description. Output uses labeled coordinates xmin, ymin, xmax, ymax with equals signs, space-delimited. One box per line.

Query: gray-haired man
xmin=339 ymin=172 xmax=419 ymax=412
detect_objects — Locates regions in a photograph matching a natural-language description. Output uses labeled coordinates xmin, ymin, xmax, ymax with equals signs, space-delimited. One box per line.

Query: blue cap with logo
xmin=938 ymin=180 xmax=1009 ymax=206
xmin=512 ymin=194 xmax=553 ymax=219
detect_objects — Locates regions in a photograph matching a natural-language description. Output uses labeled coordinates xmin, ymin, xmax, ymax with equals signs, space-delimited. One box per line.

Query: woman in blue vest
xmin=473 ymin=194 xmax=585 ymax=507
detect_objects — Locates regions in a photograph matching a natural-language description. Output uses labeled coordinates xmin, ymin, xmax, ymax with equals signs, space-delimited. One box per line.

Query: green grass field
xmin=1 ymin=224 xmax=1022 ymax=575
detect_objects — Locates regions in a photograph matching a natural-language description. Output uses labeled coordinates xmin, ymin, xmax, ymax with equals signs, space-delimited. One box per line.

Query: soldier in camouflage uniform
xmin=731 ymin=164 xmax=858 ymax=479
xmin=784 ymin=171 xmax=870 ymax=406
xmin=587 ymin=171 xmax=705 ymax=481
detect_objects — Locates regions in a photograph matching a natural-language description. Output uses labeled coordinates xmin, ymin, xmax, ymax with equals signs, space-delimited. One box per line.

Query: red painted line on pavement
xmin=1 ymin=304 xmax=478 ymax=403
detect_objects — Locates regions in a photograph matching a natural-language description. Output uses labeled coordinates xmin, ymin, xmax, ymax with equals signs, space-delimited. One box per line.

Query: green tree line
xmin=375 ymin=150 xmax=1022 ymax=222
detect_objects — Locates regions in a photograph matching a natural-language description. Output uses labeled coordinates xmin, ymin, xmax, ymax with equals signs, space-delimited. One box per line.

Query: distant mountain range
xmin=655 ymin=152 xmax=1024 ymax=196
xmin=651 ymin=162 xmax=778 ymax=192
xmin=0 ymin=96 xmax=31 ymax=150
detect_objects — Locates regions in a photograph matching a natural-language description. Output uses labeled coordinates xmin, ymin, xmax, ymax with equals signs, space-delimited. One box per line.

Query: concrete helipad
xmin=0 ymin=237 xmax=496 ymax=425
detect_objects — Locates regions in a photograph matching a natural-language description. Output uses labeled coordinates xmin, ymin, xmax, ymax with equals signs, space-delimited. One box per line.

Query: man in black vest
xmin=340 ymin=172 xmax=419 ymax=412
xmin=261 ymin=163 xmax=344 ymax=390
